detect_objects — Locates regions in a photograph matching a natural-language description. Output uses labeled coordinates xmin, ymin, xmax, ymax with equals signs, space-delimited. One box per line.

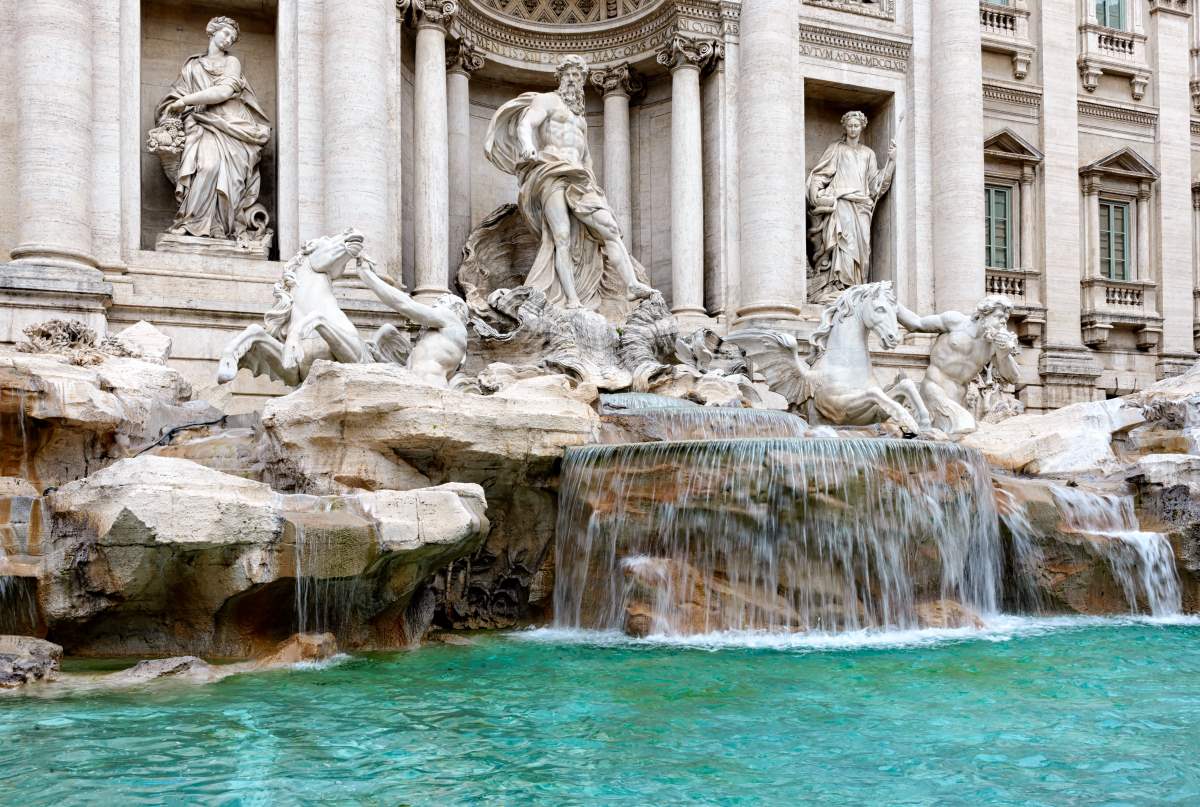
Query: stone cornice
xmin=983 ymin=81 xmax=1042 ymax=113
xmin=1078 ymin=99 xmax=1158 ymax=130
xmin=1149 ymin=0 xmax=1191 ymax=17
xmin=797 ymin=23 xmax=909 ymax=74
xmin=451 ymin=0 xmax=726 ymax=72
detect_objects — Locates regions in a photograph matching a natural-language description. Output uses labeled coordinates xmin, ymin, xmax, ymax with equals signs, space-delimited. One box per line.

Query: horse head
xmin=304 ymin=226 xmax=365 ymax=279
xmin=855 ymin=281 xmax=900 ymax=350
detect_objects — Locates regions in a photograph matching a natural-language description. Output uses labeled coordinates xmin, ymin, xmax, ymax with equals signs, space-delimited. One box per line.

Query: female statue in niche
xmin=805 ymin=110 xmax=895 ymax=304
xmin=150 ymin=16 xmax=272 ymax=251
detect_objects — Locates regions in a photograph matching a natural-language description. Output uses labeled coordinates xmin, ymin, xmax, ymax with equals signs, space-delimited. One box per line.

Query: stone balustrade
xmin=979 ymin=1 xmax=1033 ymax=79
xmin=1078 ymin=18 xmax=1150 ymax=99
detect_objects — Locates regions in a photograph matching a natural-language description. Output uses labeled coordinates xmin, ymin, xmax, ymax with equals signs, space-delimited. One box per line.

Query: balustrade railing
xmin=980 ymin=5 xmax=1017 ymax=37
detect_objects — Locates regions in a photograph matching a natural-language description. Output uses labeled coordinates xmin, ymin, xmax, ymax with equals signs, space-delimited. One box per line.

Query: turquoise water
xmin=3 ymin=619 xmax=1200 ymax=805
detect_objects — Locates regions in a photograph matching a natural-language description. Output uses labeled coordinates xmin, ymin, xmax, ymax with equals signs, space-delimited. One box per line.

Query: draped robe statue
xmin=151 ymin=16 xmax=272 ymax=249
xmin=806 ymin=111 xmax=895 ymax=303
xmin=484 ymin=55 xmax=652 ymax=319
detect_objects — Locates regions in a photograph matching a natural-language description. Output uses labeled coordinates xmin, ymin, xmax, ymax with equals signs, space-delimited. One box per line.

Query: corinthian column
xmin=324 ymin=0 xmax=393 ymax=273
xmin=10 ymin=0 xmax=96 ymax=272
xmin=658 ymin=35 xmax=720 ymax=320
xmin=446 ymin=37 xmax=484 ymax=279
xmin=735 ymin=0 xmax=801 ymax=325
xmin=406 ymin=1 xmax=456 ymax=301
xmin=590 ymin=63 xmax=643 ymax=242
xmin=930 ymin=0 xmax=985 ymax=314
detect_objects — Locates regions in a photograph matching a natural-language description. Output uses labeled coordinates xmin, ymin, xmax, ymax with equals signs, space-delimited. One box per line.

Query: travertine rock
xmin=0 ymin=350 xmax=219 ymax=489
xmin=108 ymin=321 xmax=173 ymax=364
xmin=261 ymin=360 xmax=597 ymax=630
xmin=34 ymin=455 xmax=488 ymax=656
xmin=0 ymin=635 xmax=62 ymax=688
xmin=914 ymin=599 xmax=984 ymax=629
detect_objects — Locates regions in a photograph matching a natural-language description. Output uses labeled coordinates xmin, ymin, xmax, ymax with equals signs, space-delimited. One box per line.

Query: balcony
xmin=1078 ymin=21 xmax=1150 ymax=100
xmin=986 ymin=267 xmax=1044 ymax=343
xmin=980 ymin=1 xmax=1034 ymax=81
xmin=1081 ymin=277 xmax=1162 ymax=349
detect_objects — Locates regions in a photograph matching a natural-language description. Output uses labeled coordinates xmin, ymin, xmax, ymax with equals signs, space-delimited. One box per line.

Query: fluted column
xmin=323 ymin=0 xmax=393 ymax=272
xmin=1137 ymin=183 xmax=1152 ymax=282
xmin=1084 ymin=177 xmax=1101 ymax=279
xmin=930 ymin=0 xmax=985 ymax=313
xmin=591 ymin=63 xmax=642 ymax=242
xmin=407 ymin=1 xmax=456 ymax=301
xmin=658 ymin=35 xmax=717 ymax=319
xmin=1019 ymin=166 xmax=1035 ymax=272
xmin=11 ymin=0 xmax=96 ymax=271
xmin=446 ymin=37 xmax=484 ymax=283
xmin=735 ymin=0 xmax=801 ymax=325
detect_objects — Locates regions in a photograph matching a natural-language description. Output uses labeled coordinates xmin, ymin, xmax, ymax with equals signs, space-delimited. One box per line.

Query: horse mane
xmin=263 ymin=243 xmax=316 ymax=340
xmin=808 ymin=281 xmax=895 ymax=361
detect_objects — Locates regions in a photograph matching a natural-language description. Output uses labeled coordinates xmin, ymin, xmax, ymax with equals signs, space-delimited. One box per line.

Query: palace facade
xmin=1 ymin=0 xmax=1197 ymax=412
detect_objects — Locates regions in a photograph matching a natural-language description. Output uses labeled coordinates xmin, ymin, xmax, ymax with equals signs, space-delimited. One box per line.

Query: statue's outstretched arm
xmin=359 ymin=261 xmax=450 ymax=330
xmin=897 ymin=305 xmax=950 ymax=333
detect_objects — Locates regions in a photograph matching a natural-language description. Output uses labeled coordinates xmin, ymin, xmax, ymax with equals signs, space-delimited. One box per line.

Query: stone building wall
xmin=1 ymin=0 xmax=1199 ymax=413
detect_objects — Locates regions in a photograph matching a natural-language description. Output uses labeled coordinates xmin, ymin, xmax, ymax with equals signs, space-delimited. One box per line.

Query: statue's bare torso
xmin=532 ymin=93 xmax=589 ymax=167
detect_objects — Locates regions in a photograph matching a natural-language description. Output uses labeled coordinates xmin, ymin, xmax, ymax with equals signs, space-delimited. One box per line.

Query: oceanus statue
xmin=726 ymin=281 xmax=930 ymax=434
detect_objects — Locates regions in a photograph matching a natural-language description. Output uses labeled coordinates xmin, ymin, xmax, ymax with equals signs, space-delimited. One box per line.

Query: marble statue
xmin=806 ymin=111 xmax=896 ymax=303
xmin=484 ymin=54 xmax=654 ymax=315
xmin=357 ymin=260 xmax=470 ymax=386
xmin=898 ymin=295 xmax=1021 ymax=436
xmin=217 ymin=229 xmax=407 ymax=386
xmin=149 ymin=16 xmax=273 ymax=258
xmin=727 ymin=282 xmax=930 ymax=434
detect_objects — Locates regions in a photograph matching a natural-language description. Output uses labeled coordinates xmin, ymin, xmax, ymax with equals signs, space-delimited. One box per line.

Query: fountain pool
xmin=4 ymin=619 xmax=1199 ymax=805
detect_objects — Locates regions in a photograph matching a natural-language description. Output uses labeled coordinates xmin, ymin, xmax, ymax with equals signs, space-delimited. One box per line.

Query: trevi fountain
xmin=2 ymin=1 xmax=1200 ymax=803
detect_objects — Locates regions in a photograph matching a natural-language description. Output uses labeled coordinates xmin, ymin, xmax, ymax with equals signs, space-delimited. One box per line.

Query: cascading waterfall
xmin=554 ymin=437 xmax=1004 ymax=635
xmin=600 ymin=407 xmax=810 ymax=443
xmin=1051 ymin=487 xmax=1181 ymax=616
xmin=598 ymin=392 xmax=701 ymax=412
xmin=285 ymin=495 xmax=367 ymax=638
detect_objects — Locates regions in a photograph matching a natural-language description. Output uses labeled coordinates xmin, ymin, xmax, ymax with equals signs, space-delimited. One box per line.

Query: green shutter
xmin=1096 ymin=0 xmax=1126 ymax=30
xmin=985 ymin=185 xmax=1012 ymax=270
xmin=1099 ymin=200 xmax=1130 ymax=281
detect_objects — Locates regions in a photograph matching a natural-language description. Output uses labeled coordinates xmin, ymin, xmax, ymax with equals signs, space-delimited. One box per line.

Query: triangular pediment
xmin=984 ymin=128 xmax=1043 ymax=163
xmin=1080 ymin=147 xmax=1160 ymax=181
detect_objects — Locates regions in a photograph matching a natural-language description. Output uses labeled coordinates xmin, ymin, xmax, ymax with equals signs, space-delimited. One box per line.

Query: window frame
xmin=1098 ymin=197 xmax=1132 ymax=281
xmin=1095 ymin=0 xmax=1126 ymax=31
xmin=984 ymin=183 xmax=1016 ymax=271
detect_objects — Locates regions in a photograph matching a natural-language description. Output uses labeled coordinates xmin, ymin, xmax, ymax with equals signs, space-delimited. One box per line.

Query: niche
xmin=804 ymin=80 xmax=897 ymax=288
xmin=139 ymin=1 xmax=278 ymax=259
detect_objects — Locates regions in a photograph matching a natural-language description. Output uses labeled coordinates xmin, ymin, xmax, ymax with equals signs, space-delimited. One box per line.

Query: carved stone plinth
xmin=156 ymin=232 xmax=272 ymax=261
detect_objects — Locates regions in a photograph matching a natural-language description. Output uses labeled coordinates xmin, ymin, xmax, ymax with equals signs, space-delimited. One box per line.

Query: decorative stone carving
xmin=898 ymin=295 xmax=1023 ymax=437
xmin=806 ymin=111 xmax=896 ymax=304
xmin=806 ymin=0 xmax=896 ymax=21
xmin=357 ymin=259 xmax=471 ymax=386
xmin=150 ymin=16 xmax=273 ymax=259
xmin=797 ymin=23 xmax=910 ymax=74
xmin=590 ymin=62 xmax=644 ymax=98
xmin=401 ymin=0 xmax=460 ymax=28
xmin=727 ymin=282 xmax=929 ymax=434
xmin=481 ymin=0 xmax=653 ymax=24
xmin=483 ymin=54 xmax=655 ymax=319
xmin=655 ymin=31 xmax=723 ymax=72
xmin=217 ymin=228 xmax=408 ymax=387
xmin=446 ymin=35 xmax=486 ymax=74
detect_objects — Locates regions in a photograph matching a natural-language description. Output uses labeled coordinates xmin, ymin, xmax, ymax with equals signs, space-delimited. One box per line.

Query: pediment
xmin=1080 ymin=147 xmax=1160 ymax=181
xmin=983 ymin=128 xmax=1043 ymax=164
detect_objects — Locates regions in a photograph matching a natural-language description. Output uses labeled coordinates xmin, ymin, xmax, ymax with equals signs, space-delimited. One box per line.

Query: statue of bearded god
xmin=485 ymin=54 xmax=654 ymax=317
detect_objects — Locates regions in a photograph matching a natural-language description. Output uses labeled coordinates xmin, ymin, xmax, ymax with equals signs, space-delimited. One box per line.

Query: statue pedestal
xmin=156 ymin=232 xmax=272 ymax=261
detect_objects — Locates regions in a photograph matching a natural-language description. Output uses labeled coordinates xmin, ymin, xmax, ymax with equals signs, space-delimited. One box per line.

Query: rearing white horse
xmin=727 ymin=281 xmax=930 ymax=434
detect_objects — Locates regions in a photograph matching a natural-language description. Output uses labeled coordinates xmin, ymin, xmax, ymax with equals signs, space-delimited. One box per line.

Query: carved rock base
xmin=156 ymin=232 xmax=272 ymax=261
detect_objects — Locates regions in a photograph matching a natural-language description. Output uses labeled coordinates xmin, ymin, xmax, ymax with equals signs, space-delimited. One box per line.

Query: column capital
xmin=446 ymin=36 xmax=485 ymax=75
xmin=655 ymin=32 xmax=723 ymax=73
xmin=1191 ymin=180 xmax=1200 ymax=209
xmin=1138 ymin=182 xmax=1154 ymax=200
xmin=400 ymin=0 xmax=458 ymax=31
xmin=590 ymin=62 xmax=643 ymax=99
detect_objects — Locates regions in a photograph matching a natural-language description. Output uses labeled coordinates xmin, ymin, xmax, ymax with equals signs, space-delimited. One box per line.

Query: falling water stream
xmin=1051 ymin=486 xmax=1182 ymax=616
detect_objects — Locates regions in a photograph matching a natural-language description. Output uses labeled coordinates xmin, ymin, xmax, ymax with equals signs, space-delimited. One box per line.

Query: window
xmin=1099 ymin=199 xmax=1130 ymax=280
xmin=1095 ymin=0 xmax=1125 ymax=30
xmin=985 ymin=184 xmax=1013 ymax=269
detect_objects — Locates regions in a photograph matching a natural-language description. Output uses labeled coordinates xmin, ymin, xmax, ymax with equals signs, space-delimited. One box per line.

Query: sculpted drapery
xmin=155 ymin=17 xmax=271 ymax=242
xmin=806 ymin=111 xmax=895 ymax=303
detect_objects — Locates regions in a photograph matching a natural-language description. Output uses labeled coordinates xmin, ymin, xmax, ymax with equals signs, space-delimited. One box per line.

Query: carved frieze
xmin=804 ymin=0 xmax=896 ymax=22
xmin=797 ymin=23 xmax=909 ymax=74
